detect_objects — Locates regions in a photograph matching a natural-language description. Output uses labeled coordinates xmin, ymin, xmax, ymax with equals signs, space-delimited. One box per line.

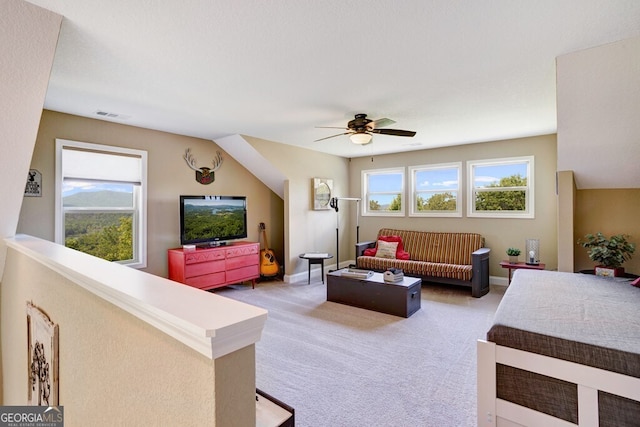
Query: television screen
xmin=180 ymin=195 xmax=247 ymax=246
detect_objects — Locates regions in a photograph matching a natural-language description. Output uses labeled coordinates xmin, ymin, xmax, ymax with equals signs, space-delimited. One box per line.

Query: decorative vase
xmin=595 ymin=266 xmax=625 ymax=277
xmin=508 ymin=255 xmax=519 ymax=263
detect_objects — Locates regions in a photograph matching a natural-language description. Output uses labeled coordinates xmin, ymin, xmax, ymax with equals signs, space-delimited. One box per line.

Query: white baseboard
xmin=491 ymin=275 xmax=509 ymax=287
xmin=284 ymin=259 xmax=354 ymax=284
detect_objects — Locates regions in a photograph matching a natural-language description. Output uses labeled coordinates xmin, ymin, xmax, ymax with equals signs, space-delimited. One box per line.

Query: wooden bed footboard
xmin=477 ymin=339 xmax=640 ymax=427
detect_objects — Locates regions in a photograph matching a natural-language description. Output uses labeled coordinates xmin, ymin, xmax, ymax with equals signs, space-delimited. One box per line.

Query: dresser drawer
xmin=185 ymin=259 xmax=225 ymax=278
xmin=184 ymin=249 xmax=225 ymax=264
xmin=185 ymin=272 xmax=225 ymax=289
xmin=226 ymin=254 xmax=259 ymax=270
xmin=226 ymin=243 xmax=259 ymax=258
xmin=226 ymin=265 xmax=259 ymax=284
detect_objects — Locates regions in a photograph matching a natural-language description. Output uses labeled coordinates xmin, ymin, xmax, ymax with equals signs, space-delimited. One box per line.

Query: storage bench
xmin=326 ymin=270 xmax=421 ymax=318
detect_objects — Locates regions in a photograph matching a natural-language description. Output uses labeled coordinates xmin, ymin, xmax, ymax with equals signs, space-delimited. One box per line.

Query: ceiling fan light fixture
xmin=350 ymin=133 xmax=372 ymax=145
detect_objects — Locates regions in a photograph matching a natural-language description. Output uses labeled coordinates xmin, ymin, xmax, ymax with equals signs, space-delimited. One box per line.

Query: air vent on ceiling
xmin=94 ymin=110 xmax=131 ymax=120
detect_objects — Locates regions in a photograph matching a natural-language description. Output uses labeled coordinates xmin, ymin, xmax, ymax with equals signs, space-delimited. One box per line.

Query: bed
xmin=477 ymin=269 xmax=640 ymax=427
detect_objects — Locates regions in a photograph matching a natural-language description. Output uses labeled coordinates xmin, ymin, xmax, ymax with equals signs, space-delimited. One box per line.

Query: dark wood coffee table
xmin=326 ymin=270 xmax=421 ymax=318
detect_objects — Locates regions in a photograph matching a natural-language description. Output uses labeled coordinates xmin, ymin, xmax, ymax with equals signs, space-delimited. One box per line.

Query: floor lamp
xmin=329 ymin=196 xmax=361 ymax=271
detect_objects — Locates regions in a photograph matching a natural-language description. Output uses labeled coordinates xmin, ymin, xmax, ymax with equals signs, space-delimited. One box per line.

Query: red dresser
xmin=168 ymin=241 xmax=259 ymax=290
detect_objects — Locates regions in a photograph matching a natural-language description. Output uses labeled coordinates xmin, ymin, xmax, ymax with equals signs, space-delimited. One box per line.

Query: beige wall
xmin=0 ymin=1 xmax=61 ymax=405
xmin=348 ymin=135 xmax=558 ymax=278
xmin=244 ymin=136 xmax=351 ymax=276
xmin=0 ymin=1 xmax=61 ymax=279
xmin=556 ymin=36 xmax=640 ymax=274
xmin=556 ymin=171 xmax=576 ymax=272
xmin=557 ymin=35 xmax=640 ymax=190
xmin=18 ymin=110 xmax=282 ymax=278
xmin=574 ymin=189 xmax=640 ymax=274
xmin=1 ymin=246 xmax=255 ymax=425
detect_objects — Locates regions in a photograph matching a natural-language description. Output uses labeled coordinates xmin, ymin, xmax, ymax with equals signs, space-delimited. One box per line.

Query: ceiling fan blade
xmin=371 ymin=128 xmax=416 ymax=137
xmin=315 ymin=126 xmax=349 ymax=130
xmin=369 ymin=118 xmax=396 ymax=129
xmin=314 ymin=131 xmax=352 ymax=142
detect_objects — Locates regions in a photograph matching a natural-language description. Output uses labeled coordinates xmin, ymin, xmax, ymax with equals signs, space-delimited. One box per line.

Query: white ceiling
xmin=26 ymin=0 xmax=640 ymax=158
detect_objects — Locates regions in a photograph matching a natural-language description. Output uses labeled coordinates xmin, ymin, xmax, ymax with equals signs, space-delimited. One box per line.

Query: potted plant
xmin=506 ymin=248 xmax=521 ymax=263
xmin=578 ymin=232 xmax=636 ymax=277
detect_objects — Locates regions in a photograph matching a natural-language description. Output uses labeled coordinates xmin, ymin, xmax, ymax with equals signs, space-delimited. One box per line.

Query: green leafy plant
xmin=506 ymin=247 xmax=521 ymax=256
xmin=578 ymin=233 xmax=636 ymax=268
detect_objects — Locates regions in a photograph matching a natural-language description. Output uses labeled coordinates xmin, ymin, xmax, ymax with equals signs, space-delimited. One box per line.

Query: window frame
xmin=361 ymin=167 xmax=405 ymax=217
xmin=55 ymin=139 xmax=148 ymax=268
xmin=467 ymin=155 xmax=534 ymax=219
xmin=409 ymin=162 xmax=462 ymax=217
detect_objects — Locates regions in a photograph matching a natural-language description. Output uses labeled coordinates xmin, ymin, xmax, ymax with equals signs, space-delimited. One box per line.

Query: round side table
xmin=299 ymin=253 xmax=333 ymax=284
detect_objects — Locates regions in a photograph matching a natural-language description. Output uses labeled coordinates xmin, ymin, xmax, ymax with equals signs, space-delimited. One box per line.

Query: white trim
xmin=361 ymin=167 xmax=405 ymax=217
xmin=409 ymin=162 xmax=462 ymax=217
xmin=477 ymin=339 xmax=640 ymax=426
xmin=55 ymin=139 xmax=148 ymax=268
xmin=6 ymin=235 xmax=267 ymax=360
xmin=467 ymin=155 xmax=534 ymax=219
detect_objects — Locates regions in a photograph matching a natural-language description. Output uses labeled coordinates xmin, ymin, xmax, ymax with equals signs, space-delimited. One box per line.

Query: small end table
xmin=299 ymin=253 xmax=333 ymax=284
xmin=500 ymin=260 xmax=546 ymax=284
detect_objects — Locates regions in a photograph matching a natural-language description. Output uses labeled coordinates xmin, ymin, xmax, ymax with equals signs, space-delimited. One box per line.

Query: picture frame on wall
xmin=27 ymin=302 xmax=59 ymax=406
xmin=313 ymin=178 xmax=333 ymax=210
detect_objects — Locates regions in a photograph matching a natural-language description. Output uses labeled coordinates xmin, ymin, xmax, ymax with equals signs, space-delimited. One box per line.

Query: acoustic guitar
xmin=259 ymin=222 xmax=279 ymax=277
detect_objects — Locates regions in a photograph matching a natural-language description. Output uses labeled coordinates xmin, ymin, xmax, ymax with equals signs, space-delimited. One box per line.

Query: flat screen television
xmin=179 ymin=195 xmax=248 ymax=247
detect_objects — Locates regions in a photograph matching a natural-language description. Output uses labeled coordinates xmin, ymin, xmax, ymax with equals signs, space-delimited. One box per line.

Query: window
xmin=55 ymin=139 xmax=148 ymax=268
xmin=409 ymin=162 xmax=461 ymax=217
xmin=467 ymin=156 xmax=534 ymax=218
xmin=362 ymin=167 xmax=405 ymax=216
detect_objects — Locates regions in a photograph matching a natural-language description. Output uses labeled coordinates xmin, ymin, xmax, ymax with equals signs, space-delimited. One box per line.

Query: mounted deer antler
xmin=183 ymin=148 xmax=223 ymax=185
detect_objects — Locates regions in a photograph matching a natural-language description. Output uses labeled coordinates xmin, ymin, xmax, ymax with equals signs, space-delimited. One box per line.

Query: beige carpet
xmin=216 ymin=278 xmax=505 ymax=427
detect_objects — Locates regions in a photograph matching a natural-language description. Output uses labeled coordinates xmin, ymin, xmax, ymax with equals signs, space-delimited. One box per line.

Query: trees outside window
xmin=55 ymin=139 xmax=147 ymax=268
xmin=467 ymin=156 xmax=534 ymax=218
xmin=409 ymin=163 xmax=461 ymax=217
xmin=362 ymin=167 xmax=404 ymax=216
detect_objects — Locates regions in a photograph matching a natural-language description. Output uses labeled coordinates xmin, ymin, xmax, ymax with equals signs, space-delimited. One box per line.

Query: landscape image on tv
xmin=182 ymin=198 xmax=246 ymax=243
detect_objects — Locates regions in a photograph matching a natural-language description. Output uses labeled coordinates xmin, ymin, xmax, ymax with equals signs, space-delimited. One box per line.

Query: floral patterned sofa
xmin=355 ymin=228 xmax=491 ymax=297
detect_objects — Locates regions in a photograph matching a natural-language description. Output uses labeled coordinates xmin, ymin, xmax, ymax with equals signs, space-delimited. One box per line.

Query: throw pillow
xmin=363 ymin=248 xmax=377 ymax=256
xmin=378 ymin=235 xmax=405 ymax=252
xmin=375 ymin=240 xmax=398 ymax=259
xmin=376 ymin=235 xmax=411 ymax=259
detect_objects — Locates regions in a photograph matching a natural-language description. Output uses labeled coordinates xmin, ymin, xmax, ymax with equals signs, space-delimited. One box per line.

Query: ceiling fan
xmin=315 ymin=113 xmax=416 ymax=145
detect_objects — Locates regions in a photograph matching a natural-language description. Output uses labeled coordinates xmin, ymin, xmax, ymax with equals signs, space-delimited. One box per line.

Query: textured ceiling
xmin=26 ymin=0 xmax=640 ymax=158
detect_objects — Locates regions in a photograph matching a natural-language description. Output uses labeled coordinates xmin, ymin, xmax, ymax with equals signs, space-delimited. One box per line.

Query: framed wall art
xmin=312 ymin=178 xmax=333 ymax=210
xmin=27 ymin=302 xmax=59 ymax=406
xmin=25 ymin=169 xmax=42 ymax=197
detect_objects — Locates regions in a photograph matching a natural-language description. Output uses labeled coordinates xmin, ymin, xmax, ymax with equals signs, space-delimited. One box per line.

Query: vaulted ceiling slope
xmin=26 ymin=0 xmax=640 ymax=158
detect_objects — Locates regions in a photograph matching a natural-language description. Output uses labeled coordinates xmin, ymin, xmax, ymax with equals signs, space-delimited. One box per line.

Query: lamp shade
xmin=350 ymin=133 xmax=372 ymax=145
xmin=525 ymin=239 xmax=540 ymax=265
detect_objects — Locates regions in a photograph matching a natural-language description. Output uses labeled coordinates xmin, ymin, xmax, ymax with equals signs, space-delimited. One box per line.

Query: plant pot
xmin=595 ymin=266 xmax=625 ymax=277
xmin=508 ymin=256 xmax=519 ymax=263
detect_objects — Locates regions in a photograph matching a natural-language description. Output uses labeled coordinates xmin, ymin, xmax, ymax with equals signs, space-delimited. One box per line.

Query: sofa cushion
xmin=375 ymin=240 xmax=398 ymax=258
xmin=356 ymin=256 xmax=473 ymax=281
xmin=377 ymin=228 xmax=483 ymax=265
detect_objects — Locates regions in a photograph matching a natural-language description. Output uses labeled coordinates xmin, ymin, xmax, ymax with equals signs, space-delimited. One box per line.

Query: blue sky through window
xmin=415 ymin=168 xmax=458 ymax=191
xmin=473 ymin=163 xmax=527 ymax=187
xmin=368 ymin=173 xmax=402 ymax=192
xmin=62 ymin=181 xmax=133 ymax=197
